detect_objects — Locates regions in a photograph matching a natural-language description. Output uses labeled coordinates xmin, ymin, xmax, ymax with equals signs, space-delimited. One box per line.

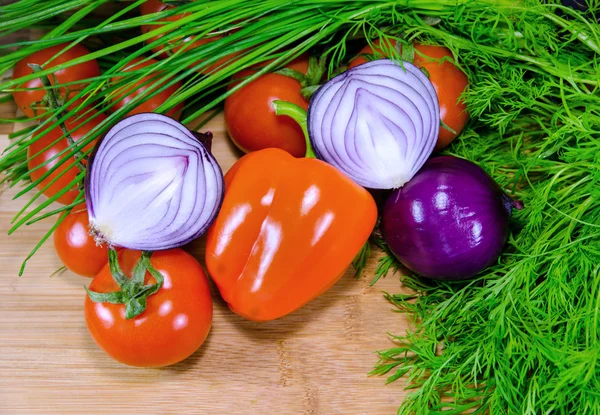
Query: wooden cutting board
xmin=0 ymin=97 xmax=412 ymax=414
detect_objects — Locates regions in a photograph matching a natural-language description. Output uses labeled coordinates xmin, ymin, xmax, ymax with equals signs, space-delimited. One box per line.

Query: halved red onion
xmin=85 ymin=113 xmax=224 ymax=250
xmin=307 ymin=59 xmax=439 ymax=189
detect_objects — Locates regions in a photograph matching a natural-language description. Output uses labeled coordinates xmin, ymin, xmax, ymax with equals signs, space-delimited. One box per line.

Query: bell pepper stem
xmin=271 ymin=100 xmax=316 ymax=159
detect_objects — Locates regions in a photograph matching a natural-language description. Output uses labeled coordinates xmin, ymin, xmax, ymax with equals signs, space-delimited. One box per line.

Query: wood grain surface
xmin=0 ymin=98 xmax=412 ymax=414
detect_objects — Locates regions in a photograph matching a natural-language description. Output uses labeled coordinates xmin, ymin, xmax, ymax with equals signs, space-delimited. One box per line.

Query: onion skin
xmin=381 ymin=156 xmax=522 ymax=280
xmin=192 ymin=131 xmax=213 ymax=153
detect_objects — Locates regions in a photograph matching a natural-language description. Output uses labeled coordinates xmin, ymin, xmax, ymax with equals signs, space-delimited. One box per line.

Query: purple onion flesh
xmin=381 ymin=155 xmax=523 ymax=280
xmin=85 ymin=113 xmax=224 ymax=250
xmin=307 ymin=59 xmax=439 ymax=190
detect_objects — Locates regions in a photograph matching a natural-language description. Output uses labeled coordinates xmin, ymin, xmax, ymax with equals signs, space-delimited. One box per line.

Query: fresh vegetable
xmin=1 ymin=1 xmax=600 ymax=413
xmin=307 ymin=59 xmax=439 ymax=189
xmin=140 ymin=0 xmax=237 ymax=75
xmin=85 ymin=249 xmax=212 ymax=367
xmin=349 ymin=42 xmax=469 ymax=151
xmin=53 ymin=206 xmax=109 ymax=277
xmin=381 ymin=155 xmax=522 ymax=280
xmin=28 ymin=109 xmax=106 ymax=205
xmin=109 ymin=56 xmax=184 ymax=120
xmin=11 ymin=43 xmax=100 ymax=118
xmin=206 ymin=103 xmax=377 ymax=320
xmin=224 ymin=56 xmax=310 ymax=157
xmin=85 ymin=113 xmax=223 ymax=250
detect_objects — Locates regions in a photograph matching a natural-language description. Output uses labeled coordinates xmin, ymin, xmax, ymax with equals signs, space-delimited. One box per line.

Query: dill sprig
xmin=1 ymin=0 xmax=600 ymax=413
xmin=352 ymin=240 xmax=371 ymax=279
xmin=371 ymin=237 xmax=402 ymax=287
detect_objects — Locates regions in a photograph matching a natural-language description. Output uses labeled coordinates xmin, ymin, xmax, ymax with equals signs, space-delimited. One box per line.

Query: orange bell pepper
xmin=205 ymin=103 xmax=377 ymax=321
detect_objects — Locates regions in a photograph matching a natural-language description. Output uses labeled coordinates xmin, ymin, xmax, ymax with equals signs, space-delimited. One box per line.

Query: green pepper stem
xmin=271 ymin=99 xmax=316 ymax=159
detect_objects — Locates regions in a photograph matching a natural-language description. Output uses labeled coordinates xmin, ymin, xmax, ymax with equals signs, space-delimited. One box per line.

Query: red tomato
xmin=349 ymin=42 xmax=469 ymax=151
xmin=140 ymin=0 xmax=237 ymax=75
xmin=27 ymin=109 xmax=106 ymax=205
xmin=85 ymin=249 xmax=213 ymax=367
xmin=224 ymin=57 xmax=310 ymax=157
xmin=110 ymin=56 xmax=184 ymax=120
xmin=53 ymin=206 xmax=108 ymax=277
xmin=12 ymin=43 xmax=101 ymax=118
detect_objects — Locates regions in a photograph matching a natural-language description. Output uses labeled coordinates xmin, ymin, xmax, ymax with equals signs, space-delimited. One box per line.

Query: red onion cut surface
xmin=85 ymin=113 xmax=224 ymax=250
xmin=307 ymin=59 xmax=440 ymax=189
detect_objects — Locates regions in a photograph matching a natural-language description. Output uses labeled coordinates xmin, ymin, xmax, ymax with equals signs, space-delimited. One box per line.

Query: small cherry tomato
xmin=53 ymin=206 xmax=108 ymax=277
xmin=109 ymin=56 xmax=184 ymax=120
xmin=27 ymin=109 xmax=106 ymax=205
xmin=349 ymin=42 xmax=469 ymax=151
xmin=224 ymin=57 xmax=309 ymax=157
xmin=140 ymin=0 xmax=237 ymax=75
xmin=12 ymin=43 xmax=101 ymax=118
xmin=85 ymin=249 xmax=213 ymax=367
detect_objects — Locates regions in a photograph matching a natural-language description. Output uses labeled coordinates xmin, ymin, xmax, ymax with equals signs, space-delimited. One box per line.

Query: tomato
xmin=85 ymin=249 xmax=213 ymax=367
xmin=12 ymin=43 xmax=101 ymax=118
xmin=27 ymin=109 xmax=106 ymax=205
xmin=109 ymin=56 xmax=184 ymax=120
xmin=224 ymin=57 xmax=310 ymax=157
xmin=53 ymin=206 xmax=108 ymax=277
xmin=140 ymin=0 xmax=237 ymax=75
xmin=349 ymin=42 xmax=469 ymax=151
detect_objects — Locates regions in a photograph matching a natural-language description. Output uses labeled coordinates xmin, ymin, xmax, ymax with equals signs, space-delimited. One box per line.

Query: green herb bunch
xmin=1 ymin=0 xmax=600 ymax=413
xmin=371 ymin=3 xmax=600 ymax=414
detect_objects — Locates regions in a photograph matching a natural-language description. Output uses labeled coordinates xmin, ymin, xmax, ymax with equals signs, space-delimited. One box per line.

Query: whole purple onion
xmin=381 ymin=155 xmax=523 ymax=280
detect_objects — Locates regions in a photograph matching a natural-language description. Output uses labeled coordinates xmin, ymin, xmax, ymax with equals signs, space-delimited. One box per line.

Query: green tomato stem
xmin=85 ymin=249 xmax=165 ymax=320
xmin=275 ymin=54 xmax=326 ymax=100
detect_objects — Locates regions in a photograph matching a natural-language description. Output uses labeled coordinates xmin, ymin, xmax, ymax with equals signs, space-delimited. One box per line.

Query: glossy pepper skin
xmin=205 ymin=148 xmax=377 ymax=321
